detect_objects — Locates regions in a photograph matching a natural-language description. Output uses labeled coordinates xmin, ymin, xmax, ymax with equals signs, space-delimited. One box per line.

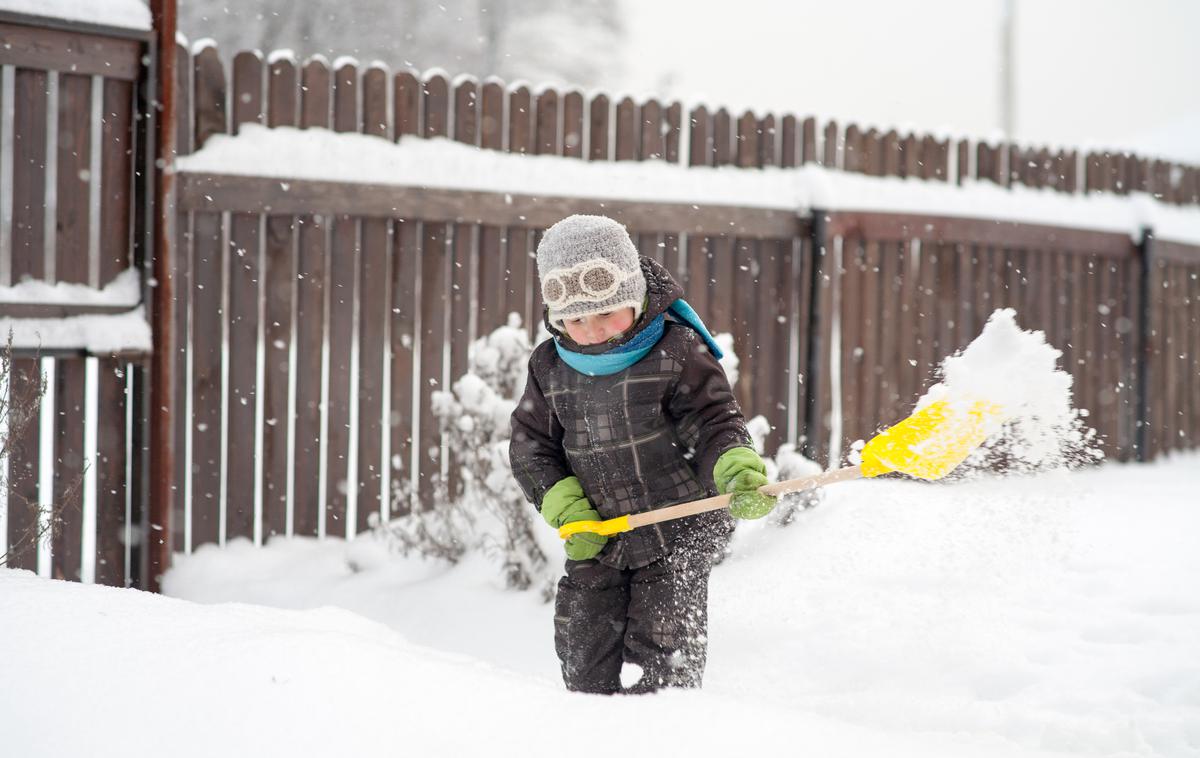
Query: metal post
xmin=1134 ymin=227 xmax=1152 ymax=462
xmin=803 ymin=210 xmax=829 ymax=465
xmin=147 ymin=0 xmax=177 ymax=592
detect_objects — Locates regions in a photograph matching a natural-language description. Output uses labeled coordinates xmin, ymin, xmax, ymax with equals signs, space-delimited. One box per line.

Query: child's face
xmin=562 ymin=307 xmax=636 ymax=345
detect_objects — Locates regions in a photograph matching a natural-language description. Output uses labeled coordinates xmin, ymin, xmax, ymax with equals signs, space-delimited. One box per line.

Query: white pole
xmin=1000 ymin=0 xmax=1017 ymax=140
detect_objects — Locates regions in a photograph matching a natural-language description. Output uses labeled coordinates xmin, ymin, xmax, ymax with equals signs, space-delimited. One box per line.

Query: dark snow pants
xmin=553 ymin=546 xmax=715 ymax=694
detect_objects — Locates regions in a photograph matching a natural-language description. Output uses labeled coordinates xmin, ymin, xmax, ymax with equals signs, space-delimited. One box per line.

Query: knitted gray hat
xmin=536 ymin=215 xmax=646 ymax=330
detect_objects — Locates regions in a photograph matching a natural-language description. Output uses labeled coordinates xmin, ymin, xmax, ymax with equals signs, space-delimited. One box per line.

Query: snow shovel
xmin=558 ymin=398 xmax=1004 ymax=539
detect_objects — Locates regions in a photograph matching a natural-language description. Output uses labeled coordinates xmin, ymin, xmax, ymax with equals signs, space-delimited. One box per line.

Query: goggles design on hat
xmin=541 ymin=258 xmax=640 ymax=310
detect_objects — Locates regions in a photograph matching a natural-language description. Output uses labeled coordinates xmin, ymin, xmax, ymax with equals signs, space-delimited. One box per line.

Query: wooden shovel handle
xmin=624 ymin=465 xmax=863 ymax=531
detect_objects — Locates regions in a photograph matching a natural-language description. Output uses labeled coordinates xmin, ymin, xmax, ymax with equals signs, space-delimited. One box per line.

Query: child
xmin=510 ymin=214 xmax=776 ymax=694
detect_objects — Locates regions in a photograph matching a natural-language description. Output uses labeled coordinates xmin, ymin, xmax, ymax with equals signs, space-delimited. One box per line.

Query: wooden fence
xmin=0 ymin=14 xmax=153 ymax=586
xmin=1 ymin=19 xmax=1196 ymax=583
xmin=166 ymin=41 xmax=1200 ymax=558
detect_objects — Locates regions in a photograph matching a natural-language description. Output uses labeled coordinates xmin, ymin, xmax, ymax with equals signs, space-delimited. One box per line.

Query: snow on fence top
xmin=0 ymin=268 xmax=140 ymax=306
xmin=175 ymin=124 xmax=1200 ymax=246
xmin=0 ymin=307 xmax=152 ymax=353
xmin=0 ymin=0 xmax=152 ymax=31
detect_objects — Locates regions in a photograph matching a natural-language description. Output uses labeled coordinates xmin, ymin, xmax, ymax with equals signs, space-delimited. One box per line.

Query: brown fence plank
xmin=362 ymin=65 xmax=389 ymax=139
xmin=56 ymin=73 xmax=91 ymax=286
xmin=171 ymin=44 xmax=194 ymax=556
xmin=415 ymin=73 xmax=451 ymax=510
xmin=859 ymin=241 xmax=882 ymax=437
xmin=843 ymin=124 xmax=862 ymax=174
xmin=188 ymin=45 xmax=230 ymax=548
xmin=225 ymin=209 xmax=260 ymax=542
xmin=100 ymin=79 xmax=134 ymax=280
xmin=791 ymin=235 xmax=813 ymax=443
xmin=325 ymin=60 xmax=358 ymax=534
xmin=508 ymin=84 xmax=532 ymax=155
xmin=731 ymin=237 xmax=757 ymax=415
xmin=535 ymin=88 xmax=558 ymax=157
xmin=357 ymin=212 xmax=389 ymax=529
xmin=224 ymin=47 xmax=266 ymax=544
xmin=662 ymin=101 xmax=683 ymax=274
xmin=936 ymin=242 xmax=959 ymax=354
xmin=443 ymin=79 xmax=481 ymax=505
xmin=823 ymin=121 xmax=839 ymax=168
xmin=478 ymin=78 xmax=503 ymax=151
xmin=95 ymin=358 xmax=128 ymax=586
xmin=615 ymin=96 xmax=637 ymax=162
xmin=877 ymin=240 xmax=902 ymax=423
xmin=51 ymin=359 xmax=85 ymax=581
xmin=5 ymin=359 xmax=43 ymax=571
xmin=417 ymin=218 xmax=449 ymax=509
xmin=770 ymin=239 xmax=794 ymax=448
xmin=353 ymin=66 xmax=392 ymax=532
xmin=1095 ymin=259 xmax=1119 ymax=459
xmin=840 ymin=237 xmax=866 ymax=447
xmin=955 ymin=243 xmax=977 ymax=351
xmin=260 ymin=54 xmax=298 ymax=539
xmin=641 ymin=99 xmax=664 ymax=161
xmin=261 ymin=211 xmax=293 ymax=539
xmin=684 ymin=106 xmax=711 ymax=321
xmin=231 ymin=51 xmax=262 ymax=133
xmin=1068 ymin=254 xmax=1088 ymax=430
xmin=588 ymin=93 xmax=610 ymax=162
xmin=1163 ymin=264 xmax=1181 ymax=453
xmin=477 ymin=222 xmax=506 ymax=336
xmin=193 ymin=45 xmax=227 ymax=149
xmin=389 ymin=219 xmax=418 ymax=514
xmin=292 ymin=210 xmax=325 ymax=536
xmin=562 ymin=90 xmax=584 ymax=158
xmin=1188 ymin=268 xmax=1200 ymax=447
xmin=804 ymin=220 xmax=837 ymax=464
xmin=12 ymin=68 xmax=48 ymax=282
xmin=290 ymin=57 xmax=330 ymax=538
xmin=190 ymin=209 xmax=224 ymax=548
xmin=664 ymin=102 xmax=682 ymax=164
xmin=752 ymin=239 xmax=785 ymax=450
xmin=915 ymin=241 xmax=939 ymax=395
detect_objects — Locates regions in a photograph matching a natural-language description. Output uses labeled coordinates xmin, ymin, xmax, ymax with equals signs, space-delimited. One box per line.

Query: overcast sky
xmin=615 ymin=0 xmax=1200 ymax=162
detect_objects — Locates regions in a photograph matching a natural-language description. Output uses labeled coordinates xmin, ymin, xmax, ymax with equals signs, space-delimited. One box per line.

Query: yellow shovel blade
xmin=860 ymin=399 xmax=1004 ymax=480
xmin=558 ymin=515 xmax=631 ymax=540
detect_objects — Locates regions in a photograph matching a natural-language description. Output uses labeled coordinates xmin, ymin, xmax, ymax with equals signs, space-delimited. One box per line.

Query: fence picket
xmin=51 ymin=359 xmax=85 ymax=581
xmin=95 ymin=359 xmax=128 ymax=586
xmin=226 ymin=51 xmax=264 ymax=542
xmin=417 ymin=73 xmax=451 ymax=512
xmin=259 ymin=54 xmax=298 ymax=538
xmin=324 ymin=60 xmax=359 ymax=533
xmin=12 ymin=68 xmax=47 ymax=281
xmin=5 ymin=359 xmax=43 ymax=571
xmin=290 ymin=57 xmax=331 ymax=537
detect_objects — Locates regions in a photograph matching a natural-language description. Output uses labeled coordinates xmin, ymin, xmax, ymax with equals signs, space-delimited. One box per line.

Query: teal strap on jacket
xmin=553 ymin=298 xmax=723 ymax=377
xmin=667 ymin=299 xmax=724 ymax=359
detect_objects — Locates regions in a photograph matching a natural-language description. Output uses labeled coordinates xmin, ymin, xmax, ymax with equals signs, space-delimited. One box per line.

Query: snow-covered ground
xmin=3 ymin=453 xmax=1198 ymax=757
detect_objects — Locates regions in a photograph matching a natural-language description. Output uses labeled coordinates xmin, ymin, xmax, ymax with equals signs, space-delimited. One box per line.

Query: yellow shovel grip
xmin=558 ymin=515 xmax=631 ymax=539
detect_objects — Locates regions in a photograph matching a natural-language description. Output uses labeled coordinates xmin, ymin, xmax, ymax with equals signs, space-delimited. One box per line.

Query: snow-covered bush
xmin=372 ymin=315 xmax=556 ymax=598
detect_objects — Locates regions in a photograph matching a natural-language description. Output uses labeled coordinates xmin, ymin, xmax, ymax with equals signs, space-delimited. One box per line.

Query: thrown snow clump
xmin=918 ymin=308 xmax=1100 ymax=472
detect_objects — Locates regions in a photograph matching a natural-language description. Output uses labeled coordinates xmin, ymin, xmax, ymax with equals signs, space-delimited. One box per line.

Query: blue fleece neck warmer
xmin=554 ymin=299 xmax=724 ymax=377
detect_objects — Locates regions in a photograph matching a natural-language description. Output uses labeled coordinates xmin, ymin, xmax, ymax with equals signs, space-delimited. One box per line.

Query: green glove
xmin=714 ymin=447 xmax=777 ymax=520
xmin=541 ymin=476 xmax=608 ymax=561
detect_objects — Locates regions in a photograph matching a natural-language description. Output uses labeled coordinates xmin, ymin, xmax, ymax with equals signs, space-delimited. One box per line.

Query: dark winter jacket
xmin=510 ymin=257 xmax=752 ymax=569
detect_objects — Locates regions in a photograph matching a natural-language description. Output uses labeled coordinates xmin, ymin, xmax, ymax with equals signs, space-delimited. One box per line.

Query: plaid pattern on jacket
xmin=510 ymin=258 xmax=751 ymax=569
